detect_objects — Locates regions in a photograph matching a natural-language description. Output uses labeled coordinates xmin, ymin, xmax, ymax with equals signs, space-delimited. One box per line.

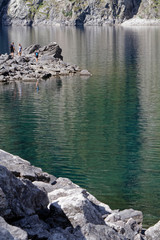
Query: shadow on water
xmin=122 ymin=28 xmax=141 ymax=204
xmin=0 ymin=25 xmax=10 ymax=54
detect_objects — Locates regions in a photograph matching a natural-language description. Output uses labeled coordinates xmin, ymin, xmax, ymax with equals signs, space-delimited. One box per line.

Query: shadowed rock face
xmin=0 ymin=149 xmax=157 ymax=240
xmin=0 ymin=0 xmax=142 ymax=26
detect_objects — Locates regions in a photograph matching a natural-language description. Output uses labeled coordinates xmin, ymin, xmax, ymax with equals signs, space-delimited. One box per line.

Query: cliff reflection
xmin=132 ymin=27 xmax=160 ymax=225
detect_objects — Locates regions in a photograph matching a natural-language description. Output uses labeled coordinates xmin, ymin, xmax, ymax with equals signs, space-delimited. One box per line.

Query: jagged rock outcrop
xmin=0 ymin=0 xmax=141 ymax=26
xmin=0 ymin=42 xmax=91 ymax=83
xmin=0 ymin=149 xmax=159 ymax=239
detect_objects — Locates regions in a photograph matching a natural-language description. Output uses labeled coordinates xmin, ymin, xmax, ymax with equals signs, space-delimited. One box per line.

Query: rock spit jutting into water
xmin=0 ymin=42 xmax=91 ymax=84
xmin=0 ymin=149 xmax=160 ymax=240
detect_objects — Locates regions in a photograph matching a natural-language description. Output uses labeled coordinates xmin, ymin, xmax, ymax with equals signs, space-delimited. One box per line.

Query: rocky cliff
xmin=137 ymin=0 xmax=160 ymax=19
xmin=0 ymin=0 xmax=142 ymax=26
xmin=0 ymin=149 xmax=160 ymax=240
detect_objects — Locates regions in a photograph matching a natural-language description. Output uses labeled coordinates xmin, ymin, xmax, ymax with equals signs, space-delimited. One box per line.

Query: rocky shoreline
xmin=0 ymin=42 xmax=91 ymax=84
xmin=121 ymin=17 xmax=160 ymax=27
xmin=0 ymin=149 xmax=159 ymax=240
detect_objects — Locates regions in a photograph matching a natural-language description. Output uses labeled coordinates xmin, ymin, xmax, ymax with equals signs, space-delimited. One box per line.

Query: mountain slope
xmin=137 ymin=0 xmax=160 ymax=19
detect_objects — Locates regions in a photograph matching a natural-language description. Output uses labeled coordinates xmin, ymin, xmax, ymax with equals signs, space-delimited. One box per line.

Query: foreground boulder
xmin=0 ymin=42 xmax=91 ymax=83
xmin=145 ymin=221 xmax=160 ymax=240
xmin=0 ymin=149 xmax=159 ymax=239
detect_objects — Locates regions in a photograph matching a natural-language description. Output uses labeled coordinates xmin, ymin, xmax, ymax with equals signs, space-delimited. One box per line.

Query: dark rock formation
xmin=0 ymin=149 xmax=159 ymax=239
xmin=0 ymin=165 xmax=49 ymax=221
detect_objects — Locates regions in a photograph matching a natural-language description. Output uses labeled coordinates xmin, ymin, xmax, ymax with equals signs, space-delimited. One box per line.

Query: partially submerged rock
xmin=80 ymin=69 xmax=92 ymax=76
xmin=0 ymin=149 xmax=158 ymax=239
xmin=0 ymin=42 xmax=91 ymax=83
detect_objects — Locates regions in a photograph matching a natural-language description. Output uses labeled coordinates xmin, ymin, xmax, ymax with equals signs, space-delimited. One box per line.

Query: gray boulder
xmin=34 ymin=177 xmax=82 ymax=195
xmin=118 ymin=209 xmax=143 ymax=225
xmin=145 ymin=221 xmax=160 ymax=240
xmin=80 ymin=69 xmax=92 ymax=76
xmin=51 ymin=177 xmax=80 ymax=190
xmin=105 ymin=209 xmax=143 ymax=240
xmin=33 ymin=181 xmax=56 ymax=193
xmin=80 ymin=223 xmax=125 ymax=240
xmin=49 ymin=188 xmax=106 ymax=228
xmin=39 ymin=42 xmax=63 ymax=60
xmin=0 ymin=165 xmax=49 ymax=220
xmin=39 ymin=55 xmax=56 ymax=63
xmin=24 ymin=44 xmax=41 ymax=54
xmin=48 ymin=227 xmax=78 ymax=240
xmin=48 ymin=187 xmax=121 ymax=239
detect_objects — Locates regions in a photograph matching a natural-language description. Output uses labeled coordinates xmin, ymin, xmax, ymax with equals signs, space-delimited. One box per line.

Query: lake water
xmin=0 ymin=25 xmax=160 ymax=227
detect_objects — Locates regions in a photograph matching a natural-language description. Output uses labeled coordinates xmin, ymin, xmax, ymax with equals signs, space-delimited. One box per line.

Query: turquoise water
xmin=1 ymin=26 xmax=160 ymax=227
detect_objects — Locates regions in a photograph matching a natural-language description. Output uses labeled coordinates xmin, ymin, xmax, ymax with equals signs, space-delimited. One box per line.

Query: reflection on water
xmin=0 ymin=26 xmax=160 ymax=227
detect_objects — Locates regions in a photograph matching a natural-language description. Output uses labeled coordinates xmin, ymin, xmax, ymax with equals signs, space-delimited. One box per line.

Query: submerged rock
xmin=80 ymin=69 xmax=92 ymax=76
xmin=0 ymin=149 xmax=158 ymax=240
